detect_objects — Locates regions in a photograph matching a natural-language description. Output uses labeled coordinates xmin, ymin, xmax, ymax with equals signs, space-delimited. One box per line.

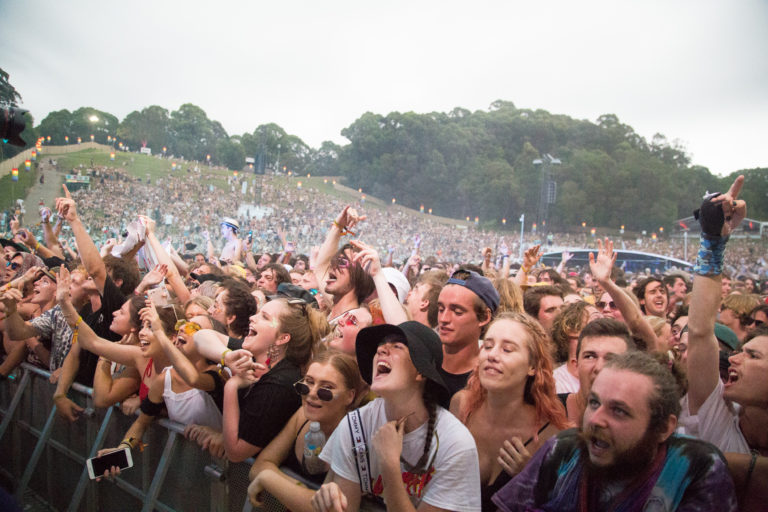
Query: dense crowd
xmin=0 ymin=169 xmax=767 ymax=511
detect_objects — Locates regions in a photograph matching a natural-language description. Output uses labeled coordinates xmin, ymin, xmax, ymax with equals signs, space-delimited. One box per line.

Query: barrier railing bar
xmin=13 ymin=418 xmax=87 ymax=463
xmin=141 ymin=430 xmax=178 ymax=512
xmin=67 ymin=406 xmax=115 ymax=512
xmin=15 ymin=404 xmax=58 ymax=501
xmin=0 ymin=370 xmax=31 ymax=441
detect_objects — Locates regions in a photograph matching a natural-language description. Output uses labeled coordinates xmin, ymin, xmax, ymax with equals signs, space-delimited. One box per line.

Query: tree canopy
xmin=24 ymin=98 xmax=766 ymax=231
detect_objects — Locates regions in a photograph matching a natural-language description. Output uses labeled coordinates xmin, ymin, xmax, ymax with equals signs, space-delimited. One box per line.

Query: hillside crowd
xmin=1 ymin=168 xmax=767 ymax=511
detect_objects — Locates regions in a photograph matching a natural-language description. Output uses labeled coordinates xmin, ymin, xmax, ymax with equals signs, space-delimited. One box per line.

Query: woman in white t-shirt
xmin=312 ymin=321 xmax=481 ymax=512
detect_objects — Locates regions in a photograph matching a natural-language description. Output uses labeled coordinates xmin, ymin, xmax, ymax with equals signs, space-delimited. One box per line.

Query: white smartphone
xmin=86 ymin=448 xmax=133 ymax=480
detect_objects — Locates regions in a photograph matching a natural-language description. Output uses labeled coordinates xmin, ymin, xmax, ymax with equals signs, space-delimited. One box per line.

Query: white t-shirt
xmin=320 ymin=398 xmax=481 ymax=512
xmin=678 ymin=378 xmax=750 ymax=454
xmin=162 ymin=368 xmax=222 ymax=430
xmin=553 ymin=364 xmax=580 ymax=395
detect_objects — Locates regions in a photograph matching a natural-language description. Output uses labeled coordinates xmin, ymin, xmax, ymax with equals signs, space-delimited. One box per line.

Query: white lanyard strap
xmin=347 ymin=410 xmax=372 ymax=495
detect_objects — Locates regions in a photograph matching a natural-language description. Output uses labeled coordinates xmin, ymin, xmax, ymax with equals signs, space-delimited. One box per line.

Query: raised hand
xmin=710 ymin=175 xmax=747 ymax=236
xmin=588 ymin=238 xmax=617 ymax=283
xmin=56 ymin=266 xmax=72 ymax=304
xmin=350 ymin=240 xmax=380 ymax=277
xmin=523 ymin=244 xmax=542 ymax=269
xmin=55 ymin=185 xmax=78 ymax=222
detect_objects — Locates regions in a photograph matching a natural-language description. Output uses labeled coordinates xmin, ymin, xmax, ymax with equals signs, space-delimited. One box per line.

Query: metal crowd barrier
xmin=0 ymin=363 xmax=321 ymax=512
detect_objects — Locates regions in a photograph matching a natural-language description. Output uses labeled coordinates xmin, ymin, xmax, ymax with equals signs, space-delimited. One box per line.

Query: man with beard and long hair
xmin=492 ymin=351 xmax=737 ymax=512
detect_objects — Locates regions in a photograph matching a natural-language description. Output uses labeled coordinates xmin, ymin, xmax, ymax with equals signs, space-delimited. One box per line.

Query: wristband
xmin=332 ymin=220 xmax=355 ymax=237
xmin=220 ymin=349 xmax=232 ymax=367
xmin=520 ymin=266 xmax=530 ymax=274
xmin=693 ymin=235 xmax=728 ymax=276
xmin=53 ymin=393 xmax=67 ymax=401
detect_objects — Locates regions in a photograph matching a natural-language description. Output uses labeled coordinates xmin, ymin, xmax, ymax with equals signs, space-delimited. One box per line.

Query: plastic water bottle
xmin=303 ymin=422 xmax=327 ymax=474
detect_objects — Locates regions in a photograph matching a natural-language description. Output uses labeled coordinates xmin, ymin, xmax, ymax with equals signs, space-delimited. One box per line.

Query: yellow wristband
xmin=521 ymin=266 xmax=530 ymax=274
xmin=220 ymin=349 xmax=232 ymax=367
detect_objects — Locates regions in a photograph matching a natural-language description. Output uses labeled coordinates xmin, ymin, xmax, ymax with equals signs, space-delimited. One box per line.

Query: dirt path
xmin=24 ymin=162 xmax=64 ymax=224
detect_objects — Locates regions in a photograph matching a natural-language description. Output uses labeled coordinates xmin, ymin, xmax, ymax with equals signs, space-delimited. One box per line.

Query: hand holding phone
xmin=87 ymin=447 xmax=133 ymax=480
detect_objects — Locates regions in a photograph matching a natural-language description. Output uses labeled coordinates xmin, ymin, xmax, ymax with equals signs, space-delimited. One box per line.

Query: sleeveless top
xmin=282 ymin=419 xmax=328 ymax=486
xmin=161 ymin=367 xmax=222 ymax=430
xmin=139 ymin=358 xmax=153 ymax=401
xmin=480 ymin=422 xmax=551 ymax=511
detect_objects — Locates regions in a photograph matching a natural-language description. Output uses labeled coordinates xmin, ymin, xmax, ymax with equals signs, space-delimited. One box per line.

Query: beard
xmin=577 ymin=425 xmax=661 ymax=482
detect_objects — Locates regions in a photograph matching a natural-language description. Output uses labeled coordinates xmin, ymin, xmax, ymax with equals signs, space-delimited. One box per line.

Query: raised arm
xmin=56 ymin=267 xmax=139 ymax=368
xmin=687 ymin=176 xmax=746 ymax=414
xmin=589 ymin=238 xmax=662 ymax=351
xmin=141 ymin=304 xmax=216 ymax=391
xmin=351 ymin=240 xmax=407 ymax=325
xmin=1 ymin=286 xmax=42 ymax=340
xmin=314 ymin=206 xmax=366 ymax=296
xmin=514 ymin=244 xmax=541 ymax=287
xmin=40 ymin=213 xmax=65 ymax=259
xmin=56 ymin=185 xmax=108 ymax=294
xmin=139 ymin=216 xmax=191 ymax=304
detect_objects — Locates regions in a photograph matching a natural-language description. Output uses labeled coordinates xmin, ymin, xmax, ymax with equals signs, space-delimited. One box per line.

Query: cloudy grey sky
xmin=2 ymin=0 xmax=766 ymax=175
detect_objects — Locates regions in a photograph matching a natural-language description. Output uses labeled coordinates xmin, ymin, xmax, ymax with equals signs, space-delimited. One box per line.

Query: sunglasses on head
xmin=293 ymin=380 xmax=337 ymax=402
xmin=175 ymin=320 xmax=202 ymax=335
xmin=596 ymin=300 xmax=617 ymax=310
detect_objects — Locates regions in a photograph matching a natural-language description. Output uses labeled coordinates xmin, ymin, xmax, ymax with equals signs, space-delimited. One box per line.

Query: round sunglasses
xmin=293 ymin=380 xmax=338 ymax=402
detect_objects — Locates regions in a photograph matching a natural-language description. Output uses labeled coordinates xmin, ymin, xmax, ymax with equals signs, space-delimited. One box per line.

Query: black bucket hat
xmin=356 ymin=321 xmax=450 ymax=408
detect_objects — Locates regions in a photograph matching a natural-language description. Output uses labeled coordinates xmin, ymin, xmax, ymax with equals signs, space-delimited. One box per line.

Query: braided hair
xmin=413 ymin=398 xmax=437 ymax=472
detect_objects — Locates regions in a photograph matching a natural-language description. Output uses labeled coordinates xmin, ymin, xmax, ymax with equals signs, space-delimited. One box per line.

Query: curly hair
xmin=550 ymin=301 xmax=591 ymax=364
xmin=460 ymin=312 xmax=570 ymax=430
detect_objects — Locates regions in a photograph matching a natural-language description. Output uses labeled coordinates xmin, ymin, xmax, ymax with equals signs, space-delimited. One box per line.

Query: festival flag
xmin=90 ymin=134 xmax=94 ymax=142
xmin=24 ymin=159 xmax=31 ymax=171
xmin=110 ymin=152 xmax=115 ymax=161
xmin=11 ymin=168 xmax=19 ymax=181
xmin=31 ymin=150 xmax=37 ymax=161
xmin=65 ymin=136 xmax=69 ymax=143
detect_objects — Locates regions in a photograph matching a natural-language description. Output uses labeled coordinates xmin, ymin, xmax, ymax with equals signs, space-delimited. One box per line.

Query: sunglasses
xmin=596 ymin=301 xmax=617 ymax=310
xmin=175 ymin=320 xmax=202 ymax=335
xmin=293 ymin=380 xmax=337 ymax=402
xmin=7 ymin=261 xmax=21 ymax=271
xmin=331 ymin=256 xmax=350 ymax=269
xmin=746 ymin=318 xmax=765 ymax=327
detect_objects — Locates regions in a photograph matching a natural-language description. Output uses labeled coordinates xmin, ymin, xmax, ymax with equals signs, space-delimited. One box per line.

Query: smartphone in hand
xmin=86 ymin=448 xmax=133 ymax=480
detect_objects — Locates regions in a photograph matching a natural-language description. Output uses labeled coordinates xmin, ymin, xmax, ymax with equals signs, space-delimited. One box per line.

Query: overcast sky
xmin=2 ymin=0 xmax=766 ymax=175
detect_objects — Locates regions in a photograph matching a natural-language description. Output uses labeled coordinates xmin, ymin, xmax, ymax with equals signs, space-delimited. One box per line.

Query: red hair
xmin=459 ymin=312 xmax=570 ymax=430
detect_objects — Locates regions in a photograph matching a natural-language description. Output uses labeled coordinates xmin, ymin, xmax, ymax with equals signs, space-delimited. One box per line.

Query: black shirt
xmin=237 ymin=358 xmax=302 ymax=449
xmin=76 ymin=275 xmax=125 ymax=386
xmin=438 ymin=367 xmax=472 ymax=398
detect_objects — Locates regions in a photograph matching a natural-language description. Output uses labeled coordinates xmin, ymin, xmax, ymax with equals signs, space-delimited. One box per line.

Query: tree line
xmin=2 ymin=65 xmax=765 ymax=231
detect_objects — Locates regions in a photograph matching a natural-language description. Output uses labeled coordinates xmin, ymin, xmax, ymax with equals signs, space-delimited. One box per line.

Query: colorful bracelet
xmin=332 ymin=220 xmax=355 ymax=237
